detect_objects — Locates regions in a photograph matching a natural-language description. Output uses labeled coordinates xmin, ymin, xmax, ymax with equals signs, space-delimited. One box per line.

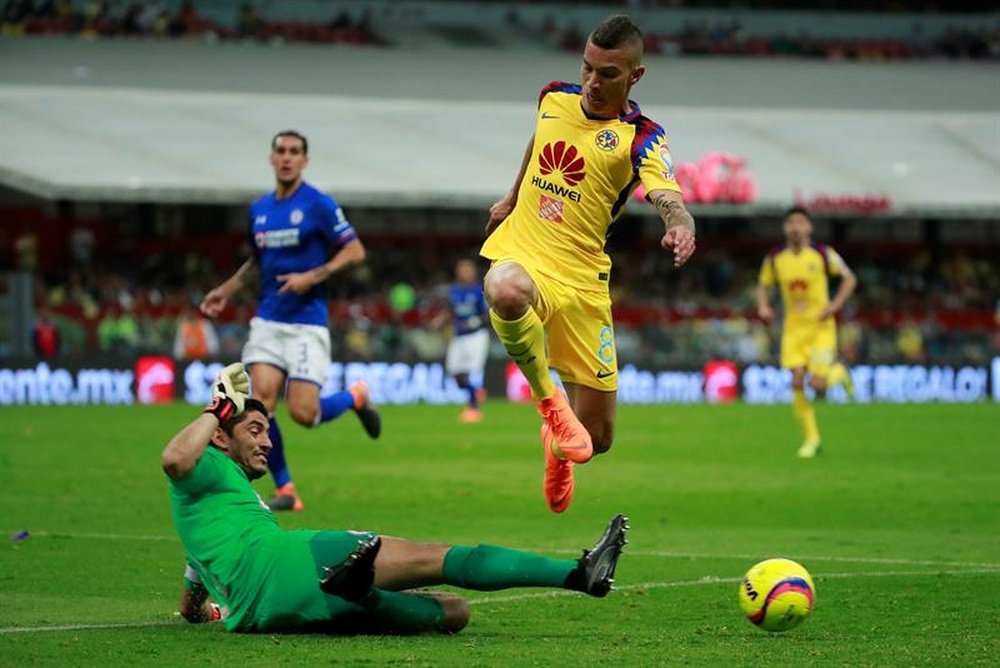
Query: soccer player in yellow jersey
xmin=481 ymin=15 xmax=696 ymax=513
xmin=757 ymin=207 xmax=858 ymax=458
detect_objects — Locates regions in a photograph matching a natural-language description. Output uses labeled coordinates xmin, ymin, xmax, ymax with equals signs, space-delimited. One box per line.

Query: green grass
xmin=2 ymin=401 xmax=998 ymax=666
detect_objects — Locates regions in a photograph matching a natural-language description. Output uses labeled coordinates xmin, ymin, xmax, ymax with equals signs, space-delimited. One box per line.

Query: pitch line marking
xmin=467 ymin=567 xmax=1000 ymax=606
xmin=546 ymin=549 xmax=1000 ymax=570
xmin=2 ymin=568 xmax=998 ymax=634
xmin=6 ymin=530 xmax=1000 ymax=570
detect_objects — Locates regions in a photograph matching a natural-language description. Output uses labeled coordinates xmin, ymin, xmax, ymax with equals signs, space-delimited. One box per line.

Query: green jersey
xmin=168 ymin=446 xmax=280 ymax=630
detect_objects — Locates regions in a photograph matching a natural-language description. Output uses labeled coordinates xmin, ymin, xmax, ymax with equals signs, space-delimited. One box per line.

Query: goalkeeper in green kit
xmin=164 ymin=363 xmax=629 ymax=634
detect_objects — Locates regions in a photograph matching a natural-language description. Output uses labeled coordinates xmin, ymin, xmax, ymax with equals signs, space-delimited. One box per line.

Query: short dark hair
xmin=271 ymin=130 xmax=308 ymax=155
xmin=589 ymin=14 xmax=644 ymax=58
xmin=221 ymin=398 xmax=268 ymax=436
xmin=783 ymin=206 xmax=812 ymax=221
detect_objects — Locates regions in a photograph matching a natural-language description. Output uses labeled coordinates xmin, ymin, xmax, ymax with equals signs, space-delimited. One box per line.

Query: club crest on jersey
xmin=290 ymin=209 xmax=304 ymax=225
xmin=659 ymin=145 xmax=675 ymax=180
xmin=538 ymin=194 xmax=564 ymax=223
xmin=538 ymin=141 xmax=585 ymax=186
xmin=595 ymin=129 xmax=619 ymax=152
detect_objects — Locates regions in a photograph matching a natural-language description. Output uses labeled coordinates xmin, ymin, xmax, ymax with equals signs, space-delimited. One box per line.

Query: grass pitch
xmin=2 ymin=401 xmax=998 ymax=666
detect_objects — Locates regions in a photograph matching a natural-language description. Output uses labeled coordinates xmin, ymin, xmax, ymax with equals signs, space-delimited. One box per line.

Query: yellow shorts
xmin=781 ymin=322 xmax=837 ymax=377
xmin=492 ymin=258 xmax=617 ymax=392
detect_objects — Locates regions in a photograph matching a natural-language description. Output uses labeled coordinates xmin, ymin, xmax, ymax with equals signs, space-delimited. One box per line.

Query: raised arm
xmin=200 ymin=257 xmax=257 ymax=318
xmin=277 ymin=238 xmax=366 ymax=295
xmin=647 ymin=189 xmax=696 ymax=268
xmin=486 ymin=134 xmax=535 ymax=238
xmin=161 ymin=363 xmax=249 ymax=480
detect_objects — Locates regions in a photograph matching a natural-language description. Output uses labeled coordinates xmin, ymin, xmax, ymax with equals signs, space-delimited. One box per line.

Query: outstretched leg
xmin=321 ymin=515 xmax=629 ymax=600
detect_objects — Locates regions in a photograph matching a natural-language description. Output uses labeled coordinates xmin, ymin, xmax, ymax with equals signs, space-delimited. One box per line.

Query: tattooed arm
xmin=648 ymin=189 xmax=696 ymax=268
xmin=200 ymin=257 xmax=258 ymax=318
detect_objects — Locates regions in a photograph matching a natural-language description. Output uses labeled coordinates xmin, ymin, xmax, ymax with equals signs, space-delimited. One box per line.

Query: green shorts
xmin=236 ymin=529 xmax=445 ymax=634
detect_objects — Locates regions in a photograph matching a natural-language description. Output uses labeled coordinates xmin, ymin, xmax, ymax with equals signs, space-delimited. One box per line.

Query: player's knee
xmin=288 ymin=402 xmax=318 ymax=427
xmin=810 ymin=377 xmax=827 ymax=393
xmin=590 ymin=423 xmax=615 ymax=454
xmin=484 ymin=270 xmax=532 ymax=319
xmin=438 ymin=596 xmax=470 ymax=634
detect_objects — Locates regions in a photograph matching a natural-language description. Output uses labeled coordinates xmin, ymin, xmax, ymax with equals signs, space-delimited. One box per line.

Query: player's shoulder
xmin=808 ymin=241 xmax=833 ymax=259
xmin=299 ymin=181 xmax=341 ymax=211
xmin=250 ymin=191 xmax=274 ymax=210
xmin=626 ymin=112 xmax=667 ymax=166
xmin=538 ymin=80 xmax=582 ymax=104
xmin=767 ymin=243 xmax=788 ymax=259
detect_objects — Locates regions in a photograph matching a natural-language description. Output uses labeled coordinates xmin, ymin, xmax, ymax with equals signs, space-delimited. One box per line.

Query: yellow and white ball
xmin=738 ymin=558 xmax=815 ymax=632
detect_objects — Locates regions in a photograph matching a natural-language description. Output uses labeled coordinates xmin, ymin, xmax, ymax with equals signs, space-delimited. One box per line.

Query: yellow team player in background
xmin=481 ymin=15 xmax=696 ymax=512
xmin=757 ymin=207 xmax=858 ymax=458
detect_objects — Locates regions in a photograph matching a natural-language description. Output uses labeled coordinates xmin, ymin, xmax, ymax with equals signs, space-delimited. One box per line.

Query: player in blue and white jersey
xmin=439 ymin=259 xmax=491 ymax=423
xmin=200 ymin=130 xmax=380 ymax=512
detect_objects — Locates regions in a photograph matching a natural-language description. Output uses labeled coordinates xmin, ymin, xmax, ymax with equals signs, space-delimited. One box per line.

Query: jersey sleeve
xmin=246 ymin=208 xmax=260 ymax=260
xmin=631 ymin=118 xmax=681 ymax=195
xmin=318 ymin=196 xmax=358 ymax=249
xmin=169 ymin=447 xmax=225 ymax=497
xmin=758 ymin=255 xmax=777 ymax=287
xmin=825 ymin=247 xmax=847 ymax=277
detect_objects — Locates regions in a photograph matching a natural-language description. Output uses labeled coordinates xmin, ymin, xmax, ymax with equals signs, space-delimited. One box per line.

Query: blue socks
xmin=456 ymin=375 xmax=479 ymax=409
xmin=266 ymin=416 xmax=291 ymax=487
xmin=319 ymin=390 xmax=354 ymax=423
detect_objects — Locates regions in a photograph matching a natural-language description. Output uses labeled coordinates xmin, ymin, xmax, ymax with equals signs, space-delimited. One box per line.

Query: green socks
xmin=443 ymin=544 xmax=578 ymax=591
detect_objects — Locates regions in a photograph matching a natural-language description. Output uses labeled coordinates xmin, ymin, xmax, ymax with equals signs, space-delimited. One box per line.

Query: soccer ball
xmin=738 ymin=558 xmax=815 ymax=632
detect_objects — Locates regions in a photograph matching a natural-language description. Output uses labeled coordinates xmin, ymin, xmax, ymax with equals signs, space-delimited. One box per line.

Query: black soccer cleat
xmin=564 ymin=513 xmax=629 ymax=597
xmin=349 ymin=381 xmax=382 ymax=439
xmin=319 ymin=535 xmax=382 ymax=603
xmin=355 ymin=404 xmax=381 ymax=439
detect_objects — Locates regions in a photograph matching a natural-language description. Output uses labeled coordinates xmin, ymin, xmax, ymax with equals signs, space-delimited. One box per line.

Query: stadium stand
xmin=1 ymin=1 xmax=997 ymax=372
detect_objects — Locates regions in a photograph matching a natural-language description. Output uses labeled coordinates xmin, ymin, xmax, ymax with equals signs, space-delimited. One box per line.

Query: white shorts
xmin=445 ymin=329 xmax=490 ymax=376
xmin=242 ymin=317 xmax=331 ymax=386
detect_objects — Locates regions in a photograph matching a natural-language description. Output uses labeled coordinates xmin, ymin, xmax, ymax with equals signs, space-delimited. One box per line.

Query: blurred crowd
xmin=4 ymin=0 xmax=996 ymax=61
xmin=0 ymin=0 xmax=382 ymax=45
xmin=549 ymin=18 xmax=999 ymax=60
xmin=6 ymin=216 xmax=997 ymax=367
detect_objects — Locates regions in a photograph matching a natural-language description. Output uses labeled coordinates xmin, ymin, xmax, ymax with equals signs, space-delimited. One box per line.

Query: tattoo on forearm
xmin=653 ymin=195 xmax=696 ymax=234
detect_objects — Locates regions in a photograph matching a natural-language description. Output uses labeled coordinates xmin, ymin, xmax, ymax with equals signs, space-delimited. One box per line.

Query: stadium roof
xmin=1 ymin=38 xmax=998 ymax=216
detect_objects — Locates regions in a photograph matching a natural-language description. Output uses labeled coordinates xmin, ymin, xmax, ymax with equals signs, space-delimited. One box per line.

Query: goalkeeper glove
xmin=204 ymin=362 xmax=250 ymax=422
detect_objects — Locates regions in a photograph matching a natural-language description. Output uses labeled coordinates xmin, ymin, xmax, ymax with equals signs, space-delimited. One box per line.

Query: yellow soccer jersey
xmin=758 ymin=243 xmax=847 ymax=328
xmin=481 ymin=81 xmax=681 ymax=291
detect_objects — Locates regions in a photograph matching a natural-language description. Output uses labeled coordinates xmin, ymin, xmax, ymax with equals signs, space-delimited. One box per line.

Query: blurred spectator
xmin=237 ymin=2 xmax=261 ymax=39
xmin=98 ymin=304 xmax=139 ymax=353
xmin=69 ymin=223 xmax=96 ymax=271
xmin=14 ymin=230 xmax=37 ymax=270
xmin=32 ymin=305 xmax=60 ymax=358
xmin=172 ymin=305 xmax=220 ymax=361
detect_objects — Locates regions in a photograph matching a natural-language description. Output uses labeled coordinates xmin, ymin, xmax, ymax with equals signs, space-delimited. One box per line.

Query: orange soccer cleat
xmin=460 ymin=406 xmax=483 ymax=423
xmin=267 ymin=483 xmax=304 ymax=512
xmin=541 ymin=422 xmax=575 ymax=513
xmin=537 ymin=390 xmax=593 ymax=463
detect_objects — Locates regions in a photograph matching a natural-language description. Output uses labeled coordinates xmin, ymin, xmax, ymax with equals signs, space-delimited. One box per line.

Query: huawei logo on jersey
xmin=538 ymin=141 xmax=585 ymax=186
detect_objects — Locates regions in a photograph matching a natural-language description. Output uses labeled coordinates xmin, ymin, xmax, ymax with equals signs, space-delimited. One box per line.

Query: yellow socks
xmin=828 ymin=363 xmax=847 ymax=388
xmin=490 ymin=308 xmax=555 ymax=399
xmin=792 ymin=389 xmax=820 ymax=443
